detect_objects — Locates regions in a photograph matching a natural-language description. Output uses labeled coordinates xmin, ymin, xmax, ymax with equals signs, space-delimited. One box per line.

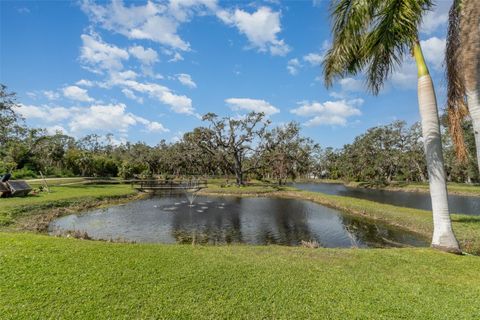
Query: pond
xmin=293 ymin=183 xmax=480 ymax=215
xmin=49 ymin=193 xmax=427 ymax=248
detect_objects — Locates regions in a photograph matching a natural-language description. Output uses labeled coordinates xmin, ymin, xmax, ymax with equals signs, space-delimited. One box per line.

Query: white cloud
xmin=129 ymin=113 xmax=169 ymax=132
xmin=92 ymin=67 xmax=194 ymax=115
xmin=145 ymin=120 xmax=169 ymax=132
xmin=420 ymin=2 xmax=450 ymax=35
xmin=14 ymin=104 xmax=71 ymax=122
xmin=287 ymin=50 xmax=325 ymax=75
xmin=168 ymin=52 xmax=184 ymax=62
xmin=339 ymin=77 xmax=364 ymax=92
xmin=290 ymin=99 xmax=362 ymax=126
xmin=43 ymin=90 xmax=60 ymax=100
xmin=303 ymin=52 xmax=323 ymax=66
xmin=226 ymin=98 xmax=280 ymax=115
xmin=80 ymin=33 xmax=129 ymax=71
xmin=391 ymin=60 xmax=417 ymax=90
xmin=220 ymin=7 xmax=290 ymax=56
xmin=168 ymin=0 xmax=218 ymax=22
xmin=389 ymin=37 xmax=445 ymax=90
xmin=287 ymin=58 xmax=301 ymax=75
xmin=327 ymin=77 xmax=364 ymax=99
xmin=26 ymin=92 xmax=37 ymax=99
xmin=117 ymin=79 xmax=194 ymax=114
xmin=69 ymin=103 xmax=168 ymax=133
xmin=46 ymin=125 xmax=69 ymax=135
xmin=128 ymin=45 xmax=159 ymax=65
xmin=82 ymin=1 xmax=290 ymax=57
xmin=176 ymin=73 xmax=197 ymax=88
xmin=109 ymin=70 xmax=138 ymax=83
xmin=75 ymin=79 xmax=94 ymax=87
xmin=81 ymin=0 xmax=190 ymax=51
xmin=17 ymin=102 xmax=169 ymax=135
xmin=122 ymin=88 xmax=144 ymax=104
xmin=63 ymin=86 xmax=95 ymax=102
xmin=420 ymin=37 xmax=445 ymax=71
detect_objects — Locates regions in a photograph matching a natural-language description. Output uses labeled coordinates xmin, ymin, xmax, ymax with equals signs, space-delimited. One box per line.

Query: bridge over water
xmin=132 ymin=179 xmax=208 ymax=192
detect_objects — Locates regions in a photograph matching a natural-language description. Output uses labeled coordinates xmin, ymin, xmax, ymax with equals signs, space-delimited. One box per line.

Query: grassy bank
xmin=346 ymin=181 xmax=480 ymax=196
xmin=294 ymin=178 xmax=480 ymax=196
xmin=0 ymin=184 xmax=137 ymax=227
xmin=1 ymin=232 xmax=479 ymax=319
xmin=202 ymin=183 xmax=295 ymax=195
xmin=385 ymin=181 xmax=480 ymax=196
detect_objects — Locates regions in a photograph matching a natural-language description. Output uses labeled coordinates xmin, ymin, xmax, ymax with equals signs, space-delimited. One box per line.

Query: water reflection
xmin=339 ymin=215 xmax=426 ymax=248
xmin=50 ymin=194 xmax=427 ymax=247
xmin=171 ymin=201 xmax=243 ymax=244
xmin=294 ymin=183 xmax=480 ymax=216
xmin=49 ymin=194 xmax=427 ymax=248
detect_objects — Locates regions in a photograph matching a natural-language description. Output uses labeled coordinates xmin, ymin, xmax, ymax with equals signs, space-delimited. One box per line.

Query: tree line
xmin=316 ymin=120 xmax=479 ymax=184
xmin=1 ymin=85 xmax=478 ymax=185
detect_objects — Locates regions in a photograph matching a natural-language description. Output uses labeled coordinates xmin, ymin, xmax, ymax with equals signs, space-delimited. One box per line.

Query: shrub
xmin=11 ymin=167 xmax=37 ymax=179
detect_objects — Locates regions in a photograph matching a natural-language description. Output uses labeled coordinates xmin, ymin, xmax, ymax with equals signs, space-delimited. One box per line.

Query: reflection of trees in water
xmin=171 ymin=206 xmax=243 ymax=244
xmin=255 ymin=199 xmax=318 ymax=246
xmin=172 ymin=228 xmax=241 ymax=244
xmin=170 ymin=198 xmax=322 ymax=246
xmin=339 ymin=215 xmax=424 ymax=248
xmin=168 ymin=198 xmax=428 ymax=248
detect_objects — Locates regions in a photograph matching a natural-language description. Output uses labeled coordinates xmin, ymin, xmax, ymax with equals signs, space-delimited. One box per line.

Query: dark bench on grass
xmin=0 ymin=174 xmax=32 ymax=197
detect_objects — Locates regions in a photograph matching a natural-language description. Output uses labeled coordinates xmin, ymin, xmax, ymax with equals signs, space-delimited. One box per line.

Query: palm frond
xmin=323 ymin=0 xmax=434 ymax=95
xmin=323 ymin=0 xmax=378 ymax=87
xmin=363 ymin=0 xmax=433 ymax=94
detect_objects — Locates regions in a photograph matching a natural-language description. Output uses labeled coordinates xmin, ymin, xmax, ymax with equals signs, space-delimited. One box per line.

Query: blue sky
xmin=0 ymin=0 xmax=451 ymax=147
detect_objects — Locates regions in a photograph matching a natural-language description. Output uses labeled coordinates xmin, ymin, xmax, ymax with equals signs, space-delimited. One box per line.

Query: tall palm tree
xmin=323 ymin=0 xmax=460 ymax=253
xmin=445 ymin=0 xmax=480 ymax=173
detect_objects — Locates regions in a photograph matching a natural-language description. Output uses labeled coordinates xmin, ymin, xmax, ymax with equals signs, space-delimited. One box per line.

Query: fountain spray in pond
xmin=182 ymin=178 xmax=202 ymax=206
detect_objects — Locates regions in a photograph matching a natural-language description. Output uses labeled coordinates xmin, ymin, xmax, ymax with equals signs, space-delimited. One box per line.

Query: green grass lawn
xmin=203 ymin=183 xmax=296 ymax=195
xmin=399 ymin=182 xmax=480 ymax=196
xmin=1 ymin=233 xmax=479 ymax=319
xmin=1 ymin=183 xmax=480 ymax=318
xmin=26 ymin=177 xmax=94 ymax=187
xmin=0 ymin=184 xmax=137 ymax=226
xmin=342 ymin=180 xmax=480 ymax=196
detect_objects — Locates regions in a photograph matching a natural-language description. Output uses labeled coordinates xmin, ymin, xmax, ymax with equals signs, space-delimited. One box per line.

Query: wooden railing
xmin=132 ymin=179 xmax=208 ymax=191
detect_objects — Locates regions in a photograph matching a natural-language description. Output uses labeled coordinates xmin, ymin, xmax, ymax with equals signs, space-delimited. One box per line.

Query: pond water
xmin=49 ymin=193 xmax=427 ymax=248
xmin=294 ymin=183 xmax=480 ymax=215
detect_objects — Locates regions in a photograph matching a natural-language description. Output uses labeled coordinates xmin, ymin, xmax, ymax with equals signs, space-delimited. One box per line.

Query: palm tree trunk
xmin=413 ymin=42 xmax=460 ymax=253
xmin=468 ymin=90 xmax=480 ymax=173
xmin=460 ymin=0 xmax=480 ymax=176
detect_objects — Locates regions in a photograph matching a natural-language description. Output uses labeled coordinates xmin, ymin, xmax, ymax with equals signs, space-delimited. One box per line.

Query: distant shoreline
xmin=292 ymin=179 xmax=480 ymax=197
